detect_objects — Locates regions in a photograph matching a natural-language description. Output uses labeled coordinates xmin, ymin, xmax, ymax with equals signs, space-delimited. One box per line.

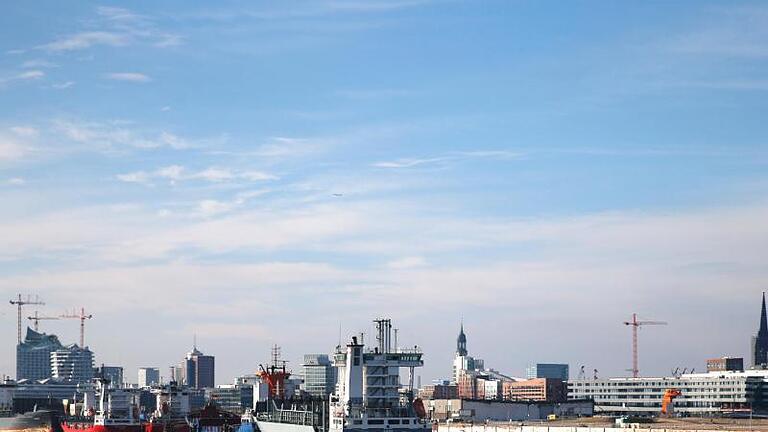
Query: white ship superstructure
xmin=329 ymin=319 xmax=429 ymax=432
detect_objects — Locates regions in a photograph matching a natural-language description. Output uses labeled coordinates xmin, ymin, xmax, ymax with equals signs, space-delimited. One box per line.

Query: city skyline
xmin=1 ymin=1 xmax=768 ymax=384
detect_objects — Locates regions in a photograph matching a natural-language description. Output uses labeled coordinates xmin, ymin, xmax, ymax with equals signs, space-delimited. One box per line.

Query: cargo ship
xmin=61 ymin=380 xmax=144 ymax=432
xmin=0 ymin=411 xmax=64 ymax=432
xmin=255 ymin=318 xmax=429 ymax=432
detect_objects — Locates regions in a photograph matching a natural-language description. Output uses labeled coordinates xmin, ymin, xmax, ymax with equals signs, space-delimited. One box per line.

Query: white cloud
xmin=52 ymin=81 xmax=75 ymax=89
xmin=0 ymin=70 xmax=45 ymax=87
xmin=21 ymin=59 xmax=58 ymax=69
xmin=116 ymin=165 xmax=277 ymax=185
xmin=196 ymin=200 xmax=234 ymax=217
xmin=41 ymin=31 xmax=129 ymax=52
xmin=374 ymin=150 xmax=521 ymax=168
xmin=37 ymin=7 xmax=181 ymax=53
xmin=373 ymin=157 xmax=448 ymax=168
xmin=53 ymin=119 xmax=195 ymax=152
xmin=104 ymin=72 xmax=151 ymax=83
xmin=387 ymin=256 xmax=428 ymax=269
xmin=156 ymin=165 xmax=185 ymax=180
xmin=5 ymin=178 xmax=25 ymax=186
xmin=16 ymin=70 xmax=44 ymax=80
xmin=0 ymin=131 xmax=31 ymax=161
xmin=10 ymin=126 xmax=38 ymax=138
xmin=0 ymin=200 xmax=765 ymax=379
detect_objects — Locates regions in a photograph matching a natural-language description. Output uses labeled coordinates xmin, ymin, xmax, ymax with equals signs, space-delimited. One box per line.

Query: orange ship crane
xmin=28 ymin=310 xmax=60 ymax=332
xmin=60 ymin=307 xmax=93 ymax=347
xmin=9 ymin=294 xmax=44 ymax=344
xmin=258 ymin=345 xmax=290 ymax=399
xmin=661 ymin=388 xmax=682 ymax=416
xmin=623 ymin=313 xmax=667 ymax=378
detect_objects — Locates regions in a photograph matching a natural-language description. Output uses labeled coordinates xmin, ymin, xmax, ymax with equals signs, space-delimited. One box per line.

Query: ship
xmin=254 ymin=318 xmax=430 ymax=432
xmin=146 ymin=382 xmax=192 ymax=432
xmin=61 ymin=380 xmax=145 ymax=432
xmin=0 ymin=411 xmax=63 ymax=432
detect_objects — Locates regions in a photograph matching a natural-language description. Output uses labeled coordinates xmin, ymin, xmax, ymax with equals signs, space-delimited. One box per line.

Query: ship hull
xmin=0 ymin=411 xmax=62 ymax=432
xmin=254 ymin=421 xmax=316 ymax=432
xmin=61 ymin=423 xmax=145 ymax=432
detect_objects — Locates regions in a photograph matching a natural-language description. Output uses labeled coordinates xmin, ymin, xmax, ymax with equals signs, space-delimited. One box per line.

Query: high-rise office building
xmin=301 ymin=354 xmax=336 ymax=397
xmin=183 ymin=345 xmax=215 ymax=388
xmin=526 ymin=363 xmax=569 ymax=381
xmin=51 ymin=345 xmax=94 ymax=383
xmin=138 ymin=367 xmax=161 ymax=387
xmin=16 ymin=327 xmax=63 ymax=382
xmin=96 ymin=365 xmax=124 ymax=387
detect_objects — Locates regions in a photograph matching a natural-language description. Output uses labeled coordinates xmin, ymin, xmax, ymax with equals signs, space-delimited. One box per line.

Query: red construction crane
xmin=9 ymin=294 xmax=44 ymax=344
xmin=27 ymin=310 xmax=60 ymax=332
xmin=624 ymin=313 xmax=667 ymax=378
xmin=60 ymin=307 xmax=93 ymax=347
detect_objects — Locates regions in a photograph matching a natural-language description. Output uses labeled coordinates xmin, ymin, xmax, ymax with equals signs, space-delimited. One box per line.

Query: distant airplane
xmin=332 ymin=193 xmax=343 ymax=197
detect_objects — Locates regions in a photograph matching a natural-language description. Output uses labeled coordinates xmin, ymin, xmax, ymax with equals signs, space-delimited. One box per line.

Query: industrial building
xmin=504 ymin=378 xmax=566 ymax=403
xmin=301 ymin=354 xmax=336 ymax=398
xmin=423 ymin=398 xmax=593 ymax=422
xmin=526 ymin=363 xmax=569 ymax=381
xmin=138 ymin=367 xmax=160 ymax=387
xmin=420 ymin=382 xmax=459 ymax=400
xmin=16 ymin=328 xmax=63 ymax=381
xmin=567 ymin=370 xmax=768 ymax=416
xmin=707 ymin=357 xmax=744 ymax=373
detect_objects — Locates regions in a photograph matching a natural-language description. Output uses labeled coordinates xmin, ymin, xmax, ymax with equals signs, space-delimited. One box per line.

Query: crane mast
xmin=9 ymin=294 xmax=44 ymax=344
xmin=623 ymin=313 xmax=667 ymax=377
xmin=61 ymin=307 xmax=93 ymax=347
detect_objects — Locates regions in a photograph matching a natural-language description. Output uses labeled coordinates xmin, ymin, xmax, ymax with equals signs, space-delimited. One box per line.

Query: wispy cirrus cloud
xmin=0 ymin=126 xmax=39 ymax=162
xmin=669 ymin=6 xmax=768 ymax=59
xmin=51 ymin=81 xmax=75 ymax=90
xmin=373 ymin=150 xmax=520 ymax=168
xmin=54 ymin=120 xmax=193 ymax=151
xmin=40 ymin=31 xmax=130 ymax=52
xmin=38 ymin=6 xmax=180 ymax=52
xmin=116 ymin=165 xmax=277 ymax=185
xmin=0 ymin=70 xmax=45 ymax=88
xmin=104 ymin=72 xmax=151 ymax=83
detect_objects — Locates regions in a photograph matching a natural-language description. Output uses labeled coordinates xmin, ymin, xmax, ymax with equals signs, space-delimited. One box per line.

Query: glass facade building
xmin=526 ymin=363 xmax=569 ymax=381
xmin=301 ymin=354 xmax=336 ymax=397
xmin=16 ymin=328 xmax=63 ymax=382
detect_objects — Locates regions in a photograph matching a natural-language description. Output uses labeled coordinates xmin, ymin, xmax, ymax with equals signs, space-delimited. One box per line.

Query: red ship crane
xmin=28 ymin=310 xmax=60 ymax=332
xmin=60 ymin=307 xmax=93 ymax=347
xmin=623 ymin=313 xmax=667 ymax=378
xmin=258 ymin=344 xmax=291 ymax=399
xmin=9 ymin=294 xmax=44 ymax=344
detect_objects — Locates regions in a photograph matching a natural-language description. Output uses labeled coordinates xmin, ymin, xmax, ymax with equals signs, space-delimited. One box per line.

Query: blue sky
xmin=1 ymin=1 xmax=767 ymax=384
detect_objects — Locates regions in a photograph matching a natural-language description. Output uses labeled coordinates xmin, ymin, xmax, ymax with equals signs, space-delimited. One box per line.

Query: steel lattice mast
xmin=623 ymin=313 xmax=667 ymax=377
xmin=9 ymin=294 xmax=44 ymax=344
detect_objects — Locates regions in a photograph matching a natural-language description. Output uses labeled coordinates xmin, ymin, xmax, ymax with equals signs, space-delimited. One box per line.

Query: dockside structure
xmin=568 ymin=370 xmax=768 ymax=416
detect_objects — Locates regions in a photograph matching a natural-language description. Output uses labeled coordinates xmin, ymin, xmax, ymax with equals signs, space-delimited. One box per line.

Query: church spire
xmin=754 ymin=292 xmax=768 ymax=366
xmin=456 ymin=321 xmax=467 ymax=356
